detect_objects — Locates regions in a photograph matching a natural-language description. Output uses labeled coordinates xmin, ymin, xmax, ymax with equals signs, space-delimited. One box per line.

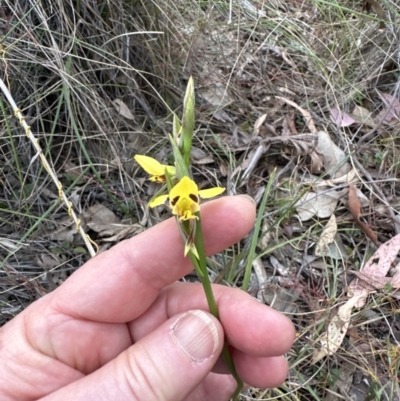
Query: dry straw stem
xmin=1 ymin=0 xmax=400 ymax=398
xmin=0 ymin=76 xmax=97 ymax=257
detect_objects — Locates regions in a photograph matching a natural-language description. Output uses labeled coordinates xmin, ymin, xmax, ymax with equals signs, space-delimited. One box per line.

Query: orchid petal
xmin=149 ymin=194 xmax=169 ymax=208
xmin=135 ymin=154 xmax=176 ymax=183
xmin=169 ymin=176 xmax=198 ymax=200
xmin=198 ymin=187 xmax=225 ymax=199
xmin=134 ymin=155 xmax=165 ymax=175
xmin=166 ymin=176 xmax=225 ymax=221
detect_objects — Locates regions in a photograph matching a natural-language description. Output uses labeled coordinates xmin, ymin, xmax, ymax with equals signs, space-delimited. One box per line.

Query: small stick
xmin=0 ymin=76 xmax=97 ymax=257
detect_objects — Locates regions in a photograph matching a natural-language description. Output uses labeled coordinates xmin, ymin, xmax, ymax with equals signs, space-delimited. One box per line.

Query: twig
xmin=0 ymin=76 xmax=97 ymax=257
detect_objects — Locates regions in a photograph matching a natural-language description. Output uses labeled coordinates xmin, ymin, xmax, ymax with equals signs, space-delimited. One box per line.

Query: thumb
xmin=41 ymin=310 xmax=225 ymax=401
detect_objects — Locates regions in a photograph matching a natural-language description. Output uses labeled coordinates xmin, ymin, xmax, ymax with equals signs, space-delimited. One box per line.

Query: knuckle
xmin=121 ymin=347 xmax=170 ymax=401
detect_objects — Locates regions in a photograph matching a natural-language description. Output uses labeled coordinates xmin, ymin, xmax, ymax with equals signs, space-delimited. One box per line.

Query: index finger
xmin=52 ymin=195 xmax=256 ymax=322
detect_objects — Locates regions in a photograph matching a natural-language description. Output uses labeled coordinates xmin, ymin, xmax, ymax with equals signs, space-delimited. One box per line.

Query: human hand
xmin=0 ymin=195 xmax=294 ymax=401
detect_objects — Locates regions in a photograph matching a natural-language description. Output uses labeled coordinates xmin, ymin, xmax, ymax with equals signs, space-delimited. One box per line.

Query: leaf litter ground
xmin=1 ymin=0 xmax=400 ymax=400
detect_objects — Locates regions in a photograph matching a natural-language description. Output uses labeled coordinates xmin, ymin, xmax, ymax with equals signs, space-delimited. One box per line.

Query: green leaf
xmin=173 ymin=113 xmax=182 ymax=144
xmin=73 ymin=246 xmax=87 ymax=254
xmin=242 ymin=168 xmax=277 ymax=291
xmin=50 ymin=247 xmax=64 ymax=254
xmin=169 ymin=134 xmax=189 ymax=179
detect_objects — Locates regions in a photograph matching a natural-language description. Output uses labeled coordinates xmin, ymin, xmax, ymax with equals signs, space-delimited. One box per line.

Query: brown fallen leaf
xmin=275 ymin=96 xmax=317 ymax=134
xmin=253 ymin=113 xmax=268 ymax=136
xmin=330 ymin=108 xmax=355 ymax=127
xmin=198 ymin=82 xmax=234 ymax=107
xmin=348 ymin=184 xmax=379 ymax=247
xmin=49 ymin=216 xmax=76 ymax=243
xmin=309 ymin=152 xmax=323 ymax=174
xmin=348 ymin=232 xmax=400 ymax=308
xmin=363 ymin=0 xmax=387 ymax=29
xmin=312 ymin=293 xmax=365 ymax=364
xmin=349 ymin=270 xmax=400 ymax=290
xmin=296 ymin=189 xmax=346 ymax=221
xmin=112 ymin=98 xmax=135 ymax=121
xmin=351 ymin=105 xmax=376 ymax=128
xmin=83 ymin=204 xmax=142 ymax=241
xmin=376 ymin=91 xmax=400 ymax=122
xmin=315 ymin=131 xmax=351 ymax=177
xmin=312 ymin=169 xmax=358 ymax=188
xmin=315 ymin=214 xmax=337 ymax=257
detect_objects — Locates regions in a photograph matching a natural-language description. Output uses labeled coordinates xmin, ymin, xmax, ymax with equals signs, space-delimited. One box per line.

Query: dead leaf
xmin=270 ymin=255 xmax=290 ymax=276
xmin=102 ymin=224 xmax=143 ymax=242
xmin=348 ymin=184 xmax=379 ymax=246
xmin=353 ymin=187 xmax=370 ymax=208
xmin=309 ymin=151 xmax=324 ymax=174
xmin=349 ymin=270 xmax=400 ymax=290
xmin=219 ymin=162 xmax=229 ymax=177
xmin=347 ymin=183 xmax=361 ymax=216
xmin=84 ymin=204 xmax=120 ymax=234
xmin=112 ymin=99 xmax=135 ymax=120
xmin=281 ymin=117 xmax=292 ymax=139
xmin=315 ymin=131 xmax=351 ymax=177
xmin=191 ymin=146 xmax=215 ymax=164
xmin=262 ymin=284 xmax=300 ymax=318
xmin=323 ymin=233 xmax=346 ymax=260
xmin=315 ymin=214 xmax=337 ymax=256
xmin=376 ymin=91 xmax=400 ymax=122
xmin=0 ymin=238 xmax=23 ymax=251
xmin=193 ymin=156 xmax=215 ymax=164
xmin=284 ymin=135 xmax=316 ymax=156
xmin=324 ymin=361 xmax=357 ymax=401
xmin=312 ymin=293 xmax=365 ymax=364
xmin=63 ymin=161 xmax=83 ymax=179
xmin=348 ymin=232 xmax=400 ymax=308
xmin=212 ymin=109 xmax=233 ymax=123
xmin=191 ymin=147 xmax=215 ymax=164
xmin=191 ymin=147 xmax=207 ymax=160
xmin=286 ymin=111 xmax=298 ymax=135
xmin=198 ymin=83 xmax=233 ymax=107
xmin=252 ymin=257 xmax=267 ymax=290
xmin=36 ymin=254 xmax=61 ymax=270
xmin=267 ymin=46 xmax=297 ymax=68
xmin=231 ymin=145 xmax=269 ymax=181
xmin=296 ymin=189 xmax=345 ymax=221
xmin=83 ymin=205 xmax=143 ymax=241
xmin=253 ymin=114 xmax=268 ymax=136
xmin=363 ymin=0 xmax=387 ymax=29
xmin=275 ymin=96 xmax=317 ymax=134
xmin=351 ymin=105 xmax=375 ymax=128
xmin=330 ymin=108 xmax=355 ymax=127
xmin=312 ymin=169 xmax=358 ymax=188
xmin=257 ymin=220 xmax=272 ymax=249
xmin=49 ymin=216 xmax=76 ymax=242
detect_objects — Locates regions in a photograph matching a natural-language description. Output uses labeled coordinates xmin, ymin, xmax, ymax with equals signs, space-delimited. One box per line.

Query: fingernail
xmin=171 ymin=310 xmax=219 ymax=363
xmin=238 ymin=194 xmax=256 ymax=206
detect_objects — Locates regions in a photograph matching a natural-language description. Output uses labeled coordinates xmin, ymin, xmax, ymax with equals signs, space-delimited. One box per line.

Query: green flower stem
xmin=166 ymin=75 xmax=242 ymax=398
xmin=184 ymin=217 xmax=244 ymax=401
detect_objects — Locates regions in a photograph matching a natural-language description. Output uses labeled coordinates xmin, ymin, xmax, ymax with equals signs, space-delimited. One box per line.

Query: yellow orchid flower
xmin=134 ymin=154 xmax=176 ymax=183
xmin=149 ymin=176 xmax=225 ymax=221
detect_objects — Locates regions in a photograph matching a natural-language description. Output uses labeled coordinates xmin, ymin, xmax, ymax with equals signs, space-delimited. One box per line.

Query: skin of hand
xmin=0 ymin=195 xmax=295 ymax=401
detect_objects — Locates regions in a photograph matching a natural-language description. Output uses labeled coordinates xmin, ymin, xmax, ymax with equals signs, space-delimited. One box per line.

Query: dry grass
xmin=1 ymin=0 xmax=400 ymax=399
